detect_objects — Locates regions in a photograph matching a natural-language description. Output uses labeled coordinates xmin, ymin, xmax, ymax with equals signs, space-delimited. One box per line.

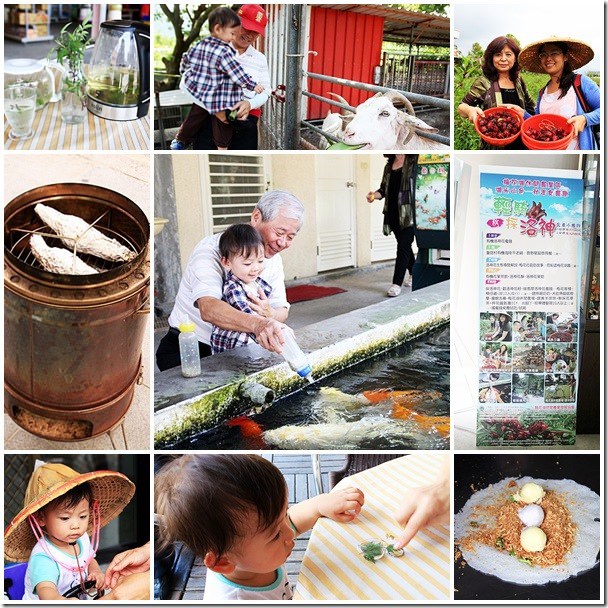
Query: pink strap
xmin=27 ymin=499 xmax=100 ymax=573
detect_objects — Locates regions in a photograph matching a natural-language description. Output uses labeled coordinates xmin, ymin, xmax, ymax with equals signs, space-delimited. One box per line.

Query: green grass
xmin=154 ymin=33 xmax=175 ymax=71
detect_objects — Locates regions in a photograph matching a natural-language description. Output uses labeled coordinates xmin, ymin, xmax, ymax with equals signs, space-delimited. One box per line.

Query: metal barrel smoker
xmin=4 ymin=183 xmax=150 ymax=442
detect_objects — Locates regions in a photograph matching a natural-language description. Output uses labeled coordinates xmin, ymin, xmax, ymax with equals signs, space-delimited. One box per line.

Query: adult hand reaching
xmin=104 ymin=543 xmax=150 ymax=590
xmin=253 ymin=317 xmax=287 ymax=353
xmin=393 ymin=457 xmax=450 ymax=549
xmin=103 ymin=572 xmax=150 ymax=601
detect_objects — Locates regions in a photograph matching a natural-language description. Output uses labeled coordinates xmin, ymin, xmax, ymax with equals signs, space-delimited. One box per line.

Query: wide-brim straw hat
xmin=4 ymin=462 xmax=135 ymax=562
xmin=519 ymin=37 xmax=594 ymax=73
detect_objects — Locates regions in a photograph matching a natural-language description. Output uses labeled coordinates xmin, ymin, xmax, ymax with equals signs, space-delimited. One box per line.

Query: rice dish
xmin=454 ymin=477 xmax=599 ymax=584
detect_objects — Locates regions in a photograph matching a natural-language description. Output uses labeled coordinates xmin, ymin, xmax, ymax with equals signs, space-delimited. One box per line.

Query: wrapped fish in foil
xmin=34 ymin=203 xmax=136 ymax=263
xmin=30 ymin=234 xmax=99 ymax=275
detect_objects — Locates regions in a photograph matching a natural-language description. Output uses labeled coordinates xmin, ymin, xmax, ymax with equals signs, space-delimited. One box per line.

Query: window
xmin=207 ymin=155 xmax=267 ymax=232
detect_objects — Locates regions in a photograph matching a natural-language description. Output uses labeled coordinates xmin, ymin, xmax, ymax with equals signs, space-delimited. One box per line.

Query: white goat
xmin=321 ymin=91 xmax=448 ymax=150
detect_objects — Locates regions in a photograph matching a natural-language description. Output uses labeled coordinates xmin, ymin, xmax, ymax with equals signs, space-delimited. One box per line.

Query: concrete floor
xmin=154 ymin=262 xmax=402 ymax=362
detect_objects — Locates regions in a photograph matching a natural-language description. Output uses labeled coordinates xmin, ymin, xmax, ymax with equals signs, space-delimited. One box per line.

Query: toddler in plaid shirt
xmin=211 ymin=224 xmax=274 ymax=354
xmin=172 ymin=7 xmax=264 ymax=151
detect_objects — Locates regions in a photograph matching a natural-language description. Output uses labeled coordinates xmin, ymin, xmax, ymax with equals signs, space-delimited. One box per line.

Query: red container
xmin=521 ymin=114 xmax=574 ymax=150
xmin=474 ymin=107 xmax=522 ymax=147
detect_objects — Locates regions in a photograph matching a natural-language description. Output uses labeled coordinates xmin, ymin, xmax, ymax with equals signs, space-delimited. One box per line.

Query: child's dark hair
xmin=42 ymin=482 xmax=93 ymax=513
xmin=219 ymin=223 xmax=263 ymax=260
xmin=209 ymin=6 xmax=240 ymax=33
xmin=155 ymin=455 xmax=287 ymax=564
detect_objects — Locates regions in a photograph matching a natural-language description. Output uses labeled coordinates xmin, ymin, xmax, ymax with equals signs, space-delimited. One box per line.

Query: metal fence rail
xmin=299 ymin=72 xmax=450 ymax=148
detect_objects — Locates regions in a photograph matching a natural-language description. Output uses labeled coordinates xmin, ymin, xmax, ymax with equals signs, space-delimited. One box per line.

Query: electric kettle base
xmin=86 ymin=96 xmax=149 ymax=121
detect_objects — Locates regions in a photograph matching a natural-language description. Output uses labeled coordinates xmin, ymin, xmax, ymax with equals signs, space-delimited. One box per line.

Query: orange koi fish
xmin=362 ymin=389 xmax=442 ymax=406
xmin=391 ymin=405 xmax=450 ymax=437
xmin=226 ymin=415 xmax=267 ymax=448
xmin=362 ymin=389 xmax=449 ymax=437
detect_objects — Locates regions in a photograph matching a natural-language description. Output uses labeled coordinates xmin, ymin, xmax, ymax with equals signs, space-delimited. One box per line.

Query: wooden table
xmin=4 ymin=102 xmax=150 ymax=150
xmin=295 ymin=453 xmax=450 ymax=601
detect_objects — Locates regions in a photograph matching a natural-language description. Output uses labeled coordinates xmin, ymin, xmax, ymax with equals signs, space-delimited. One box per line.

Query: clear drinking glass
xmin=4 ymin=84 xmax=36 ymax=140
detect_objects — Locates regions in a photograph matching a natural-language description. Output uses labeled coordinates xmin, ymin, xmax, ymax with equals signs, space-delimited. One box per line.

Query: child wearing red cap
xmin=171 ymin=6 xmax=265 ymax=150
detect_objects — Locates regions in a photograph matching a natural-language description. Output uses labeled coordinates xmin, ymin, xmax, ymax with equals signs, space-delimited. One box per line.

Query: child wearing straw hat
xmin=4 ymin=461 xmax=135 ymax=600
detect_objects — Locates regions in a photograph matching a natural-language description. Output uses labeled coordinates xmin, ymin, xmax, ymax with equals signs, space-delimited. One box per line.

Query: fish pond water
xmin=174 ymin=324 xmax=449 ymax=450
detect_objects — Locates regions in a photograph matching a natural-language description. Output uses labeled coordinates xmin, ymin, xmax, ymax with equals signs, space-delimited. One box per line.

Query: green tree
xmin=156 ymin=4 xmax=236 ymax=90
xmin=397 ymin=4 xmax=448 ymax=16
xmin=471 ymin=42 xmax=484 ymax=63
xmin=505 ymin=33 xmax=521 ymax=49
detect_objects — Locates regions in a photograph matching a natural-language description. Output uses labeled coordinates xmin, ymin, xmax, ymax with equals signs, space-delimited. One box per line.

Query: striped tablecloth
xmin=295 ymin=453 xmax=450 ymax=601
xmin=5 ymin=102 xmax=150 ymax=150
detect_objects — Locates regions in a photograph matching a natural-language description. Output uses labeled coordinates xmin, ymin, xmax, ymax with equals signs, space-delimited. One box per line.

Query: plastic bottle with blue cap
xmin=280 ymin=328 xmax=314 ymax=383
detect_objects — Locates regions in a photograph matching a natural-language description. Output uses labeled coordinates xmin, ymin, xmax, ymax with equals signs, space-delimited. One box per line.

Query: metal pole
xmin=304 ymin=72 xmax=451 ymax=109
xmin=284 ymin=4 xmax=304 ymax=150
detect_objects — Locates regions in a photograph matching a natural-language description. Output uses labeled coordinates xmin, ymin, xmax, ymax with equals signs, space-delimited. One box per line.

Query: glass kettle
xmin=86 ymin=20 xmax=150 ymax=120
xmin=4 ymin=58 xmax=60 ymax=111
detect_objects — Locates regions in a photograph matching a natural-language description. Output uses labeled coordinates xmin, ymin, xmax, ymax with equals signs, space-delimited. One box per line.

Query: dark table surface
xmin=454 ymin=454 xmax=600 ymax=601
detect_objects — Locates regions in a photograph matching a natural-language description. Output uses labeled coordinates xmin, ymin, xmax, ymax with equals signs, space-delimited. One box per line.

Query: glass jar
xmin=4 ymin=58 xmax=59 ymax=111
xmin=60 ymin=58 xmax=87 ymax=124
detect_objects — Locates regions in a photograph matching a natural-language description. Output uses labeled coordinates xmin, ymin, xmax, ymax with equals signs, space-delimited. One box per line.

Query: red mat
xmin=286 ymin=284 xmax=346 ymax=303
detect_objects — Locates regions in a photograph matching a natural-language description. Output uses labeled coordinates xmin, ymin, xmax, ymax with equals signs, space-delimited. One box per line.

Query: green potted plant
xmin=49 ymin=19 xmax=91 ymax=124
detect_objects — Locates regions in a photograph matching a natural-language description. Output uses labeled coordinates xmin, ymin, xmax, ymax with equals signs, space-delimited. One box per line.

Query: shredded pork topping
xmin=460 ymin=490 xmax=576 ymax=567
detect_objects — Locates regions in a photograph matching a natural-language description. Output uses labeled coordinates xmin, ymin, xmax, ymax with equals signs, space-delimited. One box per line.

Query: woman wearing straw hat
xmin=516 ymin=37 xmax=600 ymax=150
xmin=4 ymin=461 xmax=135 ymax=600
xmin=457 ymin=36 xmax=536 ymax=149
xmin=490 ymin=312 xmax=512 ymax=342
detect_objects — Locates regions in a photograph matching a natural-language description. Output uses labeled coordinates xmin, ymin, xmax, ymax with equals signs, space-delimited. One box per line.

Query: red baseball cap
xmin=237 ymin=4 xmax=268 ymax=36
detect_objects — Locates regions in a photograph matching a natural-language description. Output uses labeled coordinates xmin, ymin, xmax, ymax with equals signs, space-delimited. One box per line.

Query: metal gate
xmin=260 ymin=5 xmax=309 ymax=150
xmin=382 ymin=52 xmax=449 ymax=98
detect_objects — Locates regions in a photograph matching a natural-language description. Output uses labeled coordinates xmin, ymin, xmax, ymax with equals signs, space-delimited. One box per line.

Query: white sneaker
xmin=403 ymin=274 xmax=412 ymax=287
xmin=387 ymin=284 xmax=402 ymax=297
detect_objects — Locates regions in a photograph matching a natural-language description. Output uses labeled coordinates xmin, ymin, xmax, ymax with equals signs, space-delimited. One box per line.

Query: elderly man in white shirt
xmin=156 ymin=190 xmax=304 ymax=371
xmin=194 ymin=4 xmax=271 ymax=150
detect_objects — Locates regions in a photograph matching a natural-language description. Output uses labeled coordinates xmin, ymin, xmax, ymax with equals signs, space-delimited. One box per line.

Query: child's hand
xmin=254 ymin=84 xmax=265 ymax=94
xmin=317 ymin=486 xmax=364 ymax=523
xmin=87 ymin=567 xmax=105 ymax=591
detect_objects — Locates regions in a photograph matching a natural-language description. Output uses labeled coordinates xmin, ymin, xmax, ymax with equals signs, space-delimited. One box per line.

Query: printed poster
xmin=477 ymin=166 xmax=583 ymax=446
xmin=415 ymin=154 xmax=448 ymax=231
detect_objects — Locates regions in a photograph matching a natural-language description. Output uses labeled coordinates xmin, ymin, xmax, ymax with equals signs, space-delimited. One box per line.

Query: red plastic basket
xmin=474 ymin=107 xmax=522 ymax=147
xmin=521 ymin=114 xmax=574 ymax=150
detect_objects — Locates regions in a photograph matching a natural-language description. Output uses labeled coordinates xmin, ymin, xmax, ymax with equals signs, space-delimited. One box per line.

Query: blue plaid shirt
xmin=210 ymin=272 xmax=273 ymax=354
xmin=181 ymin=36 xmax=259 ymax=113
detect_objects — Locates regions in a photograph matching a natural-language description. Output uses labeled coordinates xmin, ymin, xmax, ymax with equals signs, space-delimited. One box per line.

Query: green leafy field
xmin=454 ymin=70 xmax=601 ymax=150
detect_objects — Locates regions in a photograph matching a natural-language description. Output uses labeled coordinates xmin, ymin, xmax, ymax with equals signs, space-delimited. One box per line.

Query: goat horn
xmin=327 ymin=92 xmax=353 ymax=115
xmin=384 ymin=91 xmax=416 ymax=116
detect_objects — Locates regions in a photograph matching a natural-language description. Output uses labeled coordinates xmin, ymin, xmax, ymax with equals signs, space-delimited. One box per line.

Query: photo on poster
xmin=478 ymin=373 xmax=512 ymax=403
xmin=512 ymin=311 xmax=545 ymax=342
xmin=545 ymin=373 xmax=577 ymax=403
xmin=511 ymin=373 xmax=544 ymax=403
xmin=479 ymin=311 xmax=513 ymax=341
xmin=414 ymin=156 xmax=449 ymax=230
xmin=479 ymin=342 xmax=512 ymax=372
xmin=545 ymin=312 xmax=578 ymax=342
xmin=545 ymin=343 xmax=577 ymax=374
xmin=512 ymin=343 xmax=545 ymax=373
